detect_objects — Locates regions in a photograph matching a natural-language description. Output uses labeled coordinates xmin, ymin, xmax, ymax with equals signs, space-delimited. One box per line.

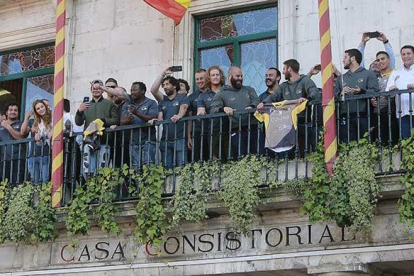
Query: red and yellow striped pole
xmin=51 ymin=0 xmax=66 ymax=207
xmin=318 ymin=0 xmax=337 ymax=177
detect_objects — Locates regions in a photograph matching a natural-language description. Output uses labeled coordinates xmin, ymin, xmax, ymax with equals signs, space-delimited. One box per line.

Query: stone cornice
xmin=0 ymin=0 xmax=52 ymax=14
xmin=0 ymin=23 xmax=55 ymax=52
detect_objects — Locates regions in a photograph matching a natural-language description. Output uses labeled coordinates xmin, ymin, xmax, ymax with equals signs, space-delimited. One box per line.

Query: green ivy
xmin=301 ymin=138 xmax=381 ymax=236
xmin=219 ymin=155 xmax=265 ymax=235
xmin=172 ymin=162 xmax=217 ymax=225
xmin=331 ymin=140 xmax=380 ymax=234
xmin=301 ymin=139 xmax=332 ymax=222
xmin=134 ymin=164 xmax=169 ymax=248
xmin=399 ymin=134 xmax=414 ymax=226
xmin=66 ymin=166 xmax=129 ymax=237
xmin=0 ymin=182 xmax=57 ymax=244
xmin=32 ymin=183 xmax=58 ymax=242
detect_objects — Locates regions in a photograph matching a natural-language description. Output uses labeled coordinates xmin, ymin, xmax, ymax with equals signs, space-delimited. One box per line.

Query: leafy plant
xmin=134 ymin=164 xmax=169 ymax=248
xmin=32 ymin=183 xmax=58 ymax=242
xmin=219 ymin=155 xmax=264 ymax=235
xmin=300 ymin=138 xmax=381 ymax=236
xmin=66 ymin=166 xmax=128 ymax=237
xmin=331 ymin=139 xmax=380 ymax=234
xmin=172 ymin=162 xmax=214 ymax=225
xmin=301 ymin=139 xmax=332 ymax=222
xmin=0 ymin=182 xmax=57 ymax=244
xmin=399 ymin=134 xmax=414 ymax=226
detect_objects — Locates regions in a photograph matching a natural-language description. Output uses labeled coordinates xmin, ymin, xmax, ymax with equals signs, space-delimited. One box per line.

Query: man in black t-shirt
xmin=150 ymin=75 xmax=189 ymax=169
xmin=0 ymin=102 xmax=28 ymax=185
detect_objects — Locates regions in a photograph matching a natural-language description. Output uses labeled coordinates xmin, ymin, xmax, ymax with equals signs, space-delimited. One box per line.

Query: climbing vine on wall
xmin=398 ymin=134 xmax=414 ymax=227
xmin=0 ymin=182 xmax=57 ymax=244
xmin=301 ymin=138 xmax=381 ymax=236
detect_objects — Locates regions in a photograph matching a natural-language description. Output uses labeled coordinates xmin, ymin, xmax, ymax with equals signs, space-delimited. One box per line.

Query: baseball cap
xmin=91 ymin=79 xmax=104 ymax=86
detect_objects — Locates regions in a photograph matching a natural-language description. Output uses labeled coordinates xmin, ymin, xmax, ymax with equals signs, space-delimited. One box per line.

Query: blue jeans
xmin=401 ymin=115 xmax=414 ymax=139
xmin=131 ymin=141 xmax=156 ymax=168
xmin=33 ymin=155 xmax=50 ymax=184
xmin=82 ymin=144 xmax=111 ymax=176
xmin=160 ymin=139 xmax=187 ymax=169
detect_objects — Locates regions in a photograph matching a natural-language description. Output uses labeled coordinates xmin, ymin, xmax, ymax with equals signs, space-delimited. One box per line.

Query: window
xmin=0 ymin=44 xmax=54 ymax=118
xmin=195 ymin=5 xmax=277 ymax=94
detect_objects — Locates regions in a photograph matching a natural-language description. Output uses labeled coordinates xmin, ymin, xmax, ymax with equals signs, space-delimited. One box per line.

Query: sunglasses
xmin=106 ymin=85 xmax=116 ymax=89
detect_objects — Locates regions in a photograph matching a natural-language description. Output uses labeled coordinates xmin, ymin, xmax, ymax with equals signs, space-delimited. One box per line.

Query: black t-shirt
xmin=0 ymin=120 xmax=26 ymax=160
xmin=159 ymin=94 xmax=190 ymax=140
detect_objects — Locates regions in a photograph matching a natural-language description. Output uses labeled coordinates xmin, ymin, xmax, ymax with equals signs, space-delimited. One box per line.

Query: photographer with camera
xmin=358 ymin=32 xmax=396 ymax=74
xmin=75 ymin=79 xmax=119 ymax=175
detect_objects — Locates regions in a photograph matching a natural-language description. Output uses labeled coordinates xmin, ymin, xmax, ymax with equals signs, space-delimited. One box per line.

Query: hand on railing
xmin=171 ymin=114 xmax=182 ymax=123
xmin=148 ymin=119 xmax=158 ymax=125
xmin=223 ymin=107 xmax=234 ymax=116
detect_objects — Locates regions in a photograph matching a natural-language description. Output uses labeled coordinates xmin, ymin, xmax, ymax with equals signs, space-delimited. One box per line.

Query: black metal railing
xmin=1 ymin=89 xmax=413 ymax=206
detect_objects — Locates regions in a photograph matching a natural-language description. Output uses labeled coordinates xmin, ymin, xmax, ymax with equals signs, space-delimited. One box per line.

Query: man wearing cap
xmin=75 ymin=79 xmax=120 ymax=175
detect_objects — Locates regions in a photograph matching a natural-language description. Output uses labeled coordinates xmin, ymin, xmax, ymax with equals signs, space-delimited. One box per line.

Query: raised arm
xmin=95 ymin=84 xmax=129 ymax=102
xmin=150 ymin=68 xmax=172 ymax=102
xmin=377 ymin=33 xmax=396 ymax=69
xmin=20 ymin=110 xmax=33 ymax=136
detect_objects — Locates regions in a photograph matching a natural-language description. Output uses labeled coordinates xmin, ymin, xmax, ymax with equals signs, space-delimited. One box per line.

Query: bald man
xmin=211 ymin=66 xmax=261 ymax=158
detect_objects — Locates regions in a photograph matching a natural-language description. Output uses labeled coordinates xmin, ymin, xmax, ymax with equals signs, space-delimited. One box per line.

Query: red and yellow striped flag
xmin=318 ymin=0 xmax=337 ymax=177
xmin=144 ymin=0 xmax=192 ymax=25
xmin=51 ymin=0 xmax=66 ymax=207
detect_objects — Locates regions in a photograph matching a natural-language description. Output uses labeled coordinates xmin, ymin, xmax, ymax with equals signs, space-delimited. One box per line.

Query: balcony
xmin=0 ymin=90 xmax=414 ymax=275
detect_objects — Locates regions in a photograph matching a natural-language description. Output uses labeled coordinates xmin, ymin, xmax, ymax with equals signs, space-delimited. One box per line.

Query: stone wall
xmin=1 ymin=193 xmax=414 ymax=275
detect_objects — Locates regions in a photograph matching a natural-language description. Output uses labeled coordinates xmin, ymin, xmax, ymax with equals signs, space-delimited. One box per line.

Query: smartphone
xmin=170 ymin=66 xmax=183 ymax=72
xmin=83 ymin=96 xmax=90 ymax=103
xmin=315 ymin=64 xmax=321 ymax=71
xmin=365 ymin=31 xmax=380 ymax=38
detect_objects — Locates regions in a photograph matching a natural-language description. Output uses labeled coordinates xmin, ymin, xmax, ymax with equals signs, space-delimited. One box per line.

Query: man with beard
xmin=0 ymin=102 xmax=28 ymax=185
xmin=258 ymin=59 xmax=321 ymax=157
xmin=121 ymin=82 xmax=158 ymax=168
xmin=211 ymin=66 xmax=260 ymax=158
xmin=76 ymin=79 xmax=120 ymax=176
xmin=259 ymin=67 xmax=281 ymax=102
xmin=386 ymin=45 xmax=414 ymax=139
xmin=150 ymin=75 xmax=189 ymax=169
xmin=335 ymin=49 xmax=379 ymax=142
xmin=259 ymin=59 xmax=320 ymax=105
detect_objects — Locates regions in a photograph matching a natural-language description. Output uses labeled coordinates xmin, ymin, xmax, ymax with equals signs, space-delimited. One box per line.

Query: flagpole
xmin=51 ymin=0 xmax=66 ymax=207
xmin=318 ymin=0 xmax=337 ymax=177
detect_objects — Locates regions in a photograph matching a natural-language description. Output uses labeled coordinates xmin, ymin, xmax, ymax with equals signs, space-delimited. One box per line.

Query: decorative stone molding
xmin=0 ymin=0 xmax=55 ymax=51
xmin=0 ymin=0 xmax=50 ymax=12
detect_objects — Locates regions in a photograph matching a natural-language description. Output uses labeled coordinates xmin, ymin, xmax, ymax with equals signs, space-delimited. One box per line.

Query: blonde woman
xmin=21 ymin=99 xmax=52 ymax=183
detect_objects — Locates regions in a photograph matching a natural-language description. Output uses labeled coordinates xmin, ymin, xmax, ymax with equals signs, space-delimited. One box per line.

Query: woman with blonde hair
xmin=21 ymin=99 xmax=52 ymax=184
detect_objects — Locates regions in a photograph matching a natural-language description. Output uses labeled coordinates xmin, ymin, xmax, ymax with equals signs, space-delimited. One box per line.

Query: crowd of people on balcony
xmin=0 ymin=32 xmax=414 ymax=185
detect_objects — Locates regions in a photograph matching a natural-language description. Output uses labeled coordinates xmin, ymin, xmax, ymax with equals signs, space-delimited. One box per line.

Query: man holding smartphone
xmin=75 ymin=79 xmax=120 ymax=176
xmin=358 ymin=32 xmax=396 ymax=73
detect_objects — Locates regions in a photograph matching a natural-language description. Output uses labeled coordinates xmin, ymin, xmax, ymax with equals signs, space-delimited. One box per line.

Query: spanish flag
xmin=144 ymin=0 xmax=192 ymax=25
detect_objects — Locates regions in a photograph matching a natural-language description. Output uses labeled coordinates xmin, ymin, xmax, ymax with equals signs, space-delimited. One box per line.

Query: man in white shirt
xmin=386 ymin=45 xmax=414 ymax=139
